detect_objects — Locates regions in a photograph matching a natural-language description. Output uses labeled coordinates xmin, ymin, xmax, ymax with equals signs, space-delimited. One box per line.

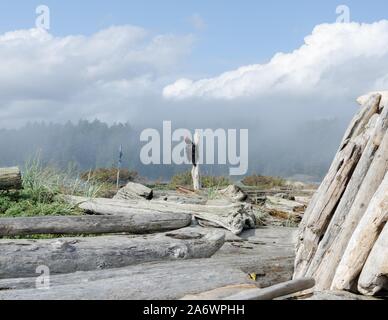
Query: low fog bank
xmin=0 ymin=95 xmax=355 ymax=182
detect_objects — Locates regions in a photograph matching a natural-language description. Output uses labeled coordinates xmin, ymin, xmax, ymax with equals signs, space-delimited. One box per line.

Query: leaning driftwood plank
xmin=0 ymin=167 xmax=22 ymax=190
xmin=63 ymin=196 xmax=255 ymax=235
xmin=223 ymin=278 xmax=315 ymax=300
xmin=0 ymin=260 xmax=253 ymax=300
xmin=341 ymin=93 xmax=381 ymax=147
xmin=357 ymin=222 xmax=388 ymax=296
xmin=331 ymin=172 xmax=388 ymax=291
xmin=0 ymin=228 xmax=225 ymax=279
xmin=0 ymin=211 xmax=192 ymax=236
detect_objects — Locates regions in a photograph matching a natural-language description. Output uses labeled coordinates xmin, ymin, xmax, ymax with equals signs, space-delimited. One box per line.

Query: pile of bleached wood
xmin=294 ymin=91 xmax=388 ymax=296
xmin=0 ymin=226 xmax=302 ymax=300
xmin=63 ymin=194 xmax=256 ymax=235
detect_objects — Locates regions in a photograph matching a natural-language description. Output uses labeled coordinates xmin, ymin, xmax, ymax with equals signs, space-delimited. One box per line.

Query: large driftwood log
xmin=331 ymin=172 xmax=388 ymax=290
xmin=223 ymin=278 xmax=315 ymax=300
xmin=0 ymin=260 xmax=253 ymax=300
xmin=0 ymin=167 xmax=22 ymax=190
xmin=0 ymin=228 xmax=225 ymax=279
xmin=357 ymin=222 xmax=388 ymax=295
xmin=294 ymin=91 xmax=388 ymax=295
xmin=0 ymin=226 xmax=297 ymax=292
xmin=0 ymin=211 xmax=192 ymax=236
xmin=64 ymin=196 xmax=256 ymax=235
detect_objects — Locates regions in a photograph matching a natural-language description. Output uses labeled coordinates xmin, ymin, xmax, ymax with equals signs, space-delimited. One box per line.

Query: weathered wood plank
xmin=331 ymin=172 xmax=388 ymax=291
xmin=0 ymin=211 xmax=192 ymax=236
xmin=223 ymin=278 xmax=315 ymax=300
xmin=357 ymin=222 xmax=388 ymax=295
xmin=0 ymin=260 xmax=253 ymax=300
xmin=0 ymin=226 xmax=297 ymax=292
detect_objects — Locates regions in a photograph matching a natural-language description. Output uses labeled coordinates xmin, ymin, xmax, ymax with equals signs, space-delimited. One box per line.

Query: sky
xmin=1 ymin=1 xmax=388 ymax=128
xmin=1 ymin=0 xmax=388 ymax=75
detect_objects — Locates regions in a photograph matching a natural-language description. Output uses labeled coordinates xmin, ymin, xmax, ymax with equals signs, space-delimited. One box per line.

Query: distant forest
xmin=0 ymin=119 xmax=346 ymax=182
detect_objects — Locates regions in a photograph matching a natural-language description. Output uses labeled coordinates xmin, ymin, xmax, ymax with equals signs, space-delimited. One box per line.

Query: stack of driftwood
xmin=294 ymin=91 xmax=388 ymax=297
xmin=5 ymin=87 xmax=386 ymax=301
xmin=0 ymin=170 xmax=309 ymax=300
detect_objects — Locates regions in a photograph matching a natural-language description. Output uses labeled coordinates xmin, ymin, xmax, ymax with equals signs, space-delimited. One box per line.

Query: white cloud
xmin=163 ymin=21 xmax=388 ymax=100
xmin=188 ymin=14 xmax=206 ymax=31
xmin=0 ymin=26 xmax=193 ymax=127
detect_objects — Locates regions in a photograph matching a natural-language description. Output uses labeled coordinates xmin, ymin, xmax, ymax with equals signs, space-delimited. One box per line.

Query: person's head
xmin=184 ymin=136 xmax=192 ymax=144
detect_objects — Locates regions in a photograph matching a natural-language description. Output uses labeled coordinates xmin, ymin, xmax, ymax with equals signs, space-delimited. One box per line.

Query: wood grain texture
xmin=0 ymin=228 xmax=225 ymax=279
xmin=0 ymin=211 xmax=192 ymax=236
xmin=332 ymin=172 xmax=388 ymax=291
xmin=63 ymin=195 xmax=256 ymax=235
xmin=223 ymin=278 xmax=315 ymax=300
xmin=0 ymin=226 xmax=297 ymax=295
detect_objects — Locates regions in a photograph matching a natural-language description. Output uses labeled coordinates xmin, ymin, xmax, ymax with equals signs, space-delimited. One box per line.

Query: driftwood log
xmin=0 ymin=211 xmax=192 ymax=236
xmin=0 ymin=259 xmax=253 ymax=300
xmin=357 ymin=221 xmax=388 ymax=295
xmin=181 ymin=284 xmax=258 ymax=300
xmin=0 ymin=228 xmax=225 ymax=279
xmin=331 ymin=172 xmax=388 ymax=291
xmin=0 ymin=167 xmax=22 ymax=190
xmin=294 ymin=91 xmax=388 ymax=296
xmin=0 ymin=226 xmax=297 ymax=293
xmin=223 ymin=278 xmax=315 ymax=300
xmin=63 ymin=196 xmax=256 ymax=235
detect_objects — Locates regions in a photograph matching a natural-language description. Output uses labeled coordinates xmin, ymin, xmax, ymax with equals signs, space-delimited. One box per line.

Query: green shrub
xmin=169 ymin=171 xmax=193 ymax=188
xmin=242 ymin=174 xmax=285 ymax=189
xmin=169 ymin=170 xmax=232 ymax=189
xmin=80 ymin=168 xmax=139 ymax=185
xmin=201 ymin=175 xmax=232 ymax=188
